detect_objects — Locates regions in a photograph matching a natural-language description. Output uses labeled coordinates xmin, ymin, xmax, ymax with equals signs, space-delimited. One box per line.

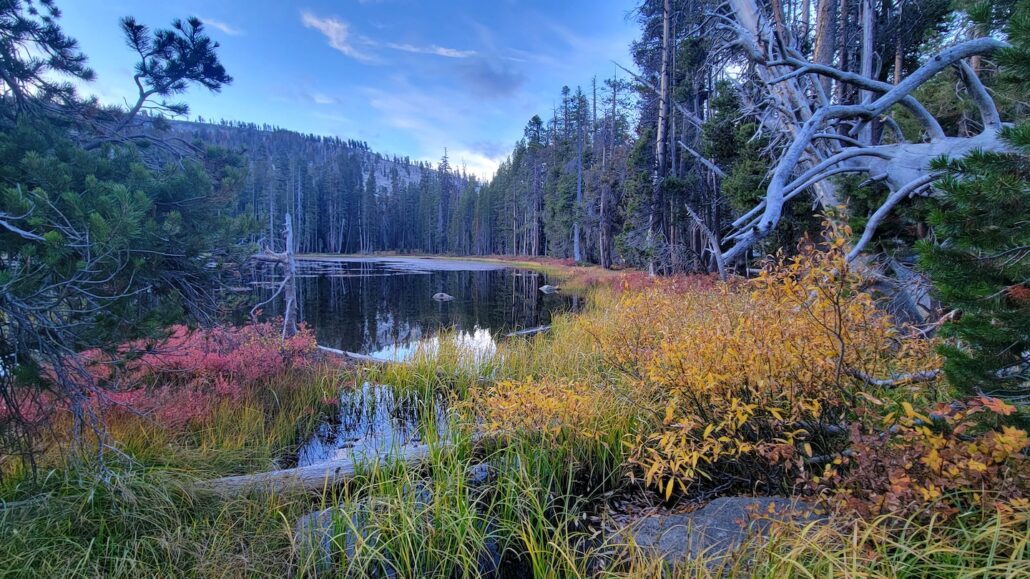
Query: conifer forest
xmin=1 ymin=0 xmax=1028 ymax=576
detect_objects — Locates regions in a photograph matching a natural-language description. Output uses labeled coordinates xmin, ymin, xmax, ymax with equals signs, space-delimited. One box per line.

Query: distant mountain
xmin=158 ymin=117 xmax=477 ymax=255
xmin=167 ymin=118 xmax=433 ymax=188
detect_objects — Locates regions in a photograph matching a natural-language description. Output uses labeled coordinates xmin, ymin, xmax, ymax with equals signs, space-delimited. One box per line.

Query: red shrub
xmin=78 ymin=322 xmax=317 ymax=428
xmin=811 ymin=396 xmax=1030 ymax=519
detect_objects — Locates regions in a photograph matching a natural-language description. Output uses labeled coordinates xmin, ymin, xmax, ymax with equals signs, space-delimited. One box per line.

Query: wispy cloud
xmin=362 ymin=84 xmax=505 ymax=179
xmin=300 ymin=11 xmax=376 ymax=62
xmin=301 ymin=10 xmax=474 ymax=62
xmin=200 ymin=17 xmax=243 ymax=36
xmin=309 ymin=92 xmax=336 ymax=105
xmin=384 ymin=42 xmax=476 ymax=58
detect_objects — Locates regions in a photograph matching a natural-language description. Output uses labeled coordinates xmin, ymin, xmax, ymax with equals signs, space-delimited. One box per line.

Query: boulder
xmin=293 ymin=471 xmax=495 ymax=576
xmin=293 ymin=505 xmax=373 ymax=576
xmin=432 ymin=292 xmax=455 ymax=301
xmin=627 ymin=496 xmax=819 ymax=566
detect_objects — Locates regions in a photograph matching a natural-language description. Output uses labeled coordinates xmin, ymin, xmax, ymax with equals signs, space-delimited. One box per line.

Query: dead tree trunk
xmin=250 ymin=213 xmax=298 ymax=339
xmin=859 ymin=0 xmax=875 ymax=144
xmin=814 ymin=0 xmax=838 ymax=98
xmin=649 ymin=0 xmax=672 ymax=276
xmin=719 ymin=0 xmax=1008 ymax=267
xmin=201 ymin=444 xmax=432 ymax=494
xmin=282 ymin=215 xmax=298 ymax=338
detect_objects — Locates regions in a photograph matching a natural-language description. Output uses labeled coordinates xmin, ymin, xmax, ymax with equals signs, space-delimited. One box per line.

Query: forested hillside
xmin=161 ymin=118 xmax=476 ymax=254
xmin=149 ymin=0 xmax=1025 ymax=283
xmin=2 ymin=0 xmax=1028 ymax=576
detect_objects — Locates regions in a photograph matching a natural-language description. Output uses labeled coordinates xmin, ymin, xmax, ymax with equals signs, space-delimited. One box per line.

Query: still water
xmin=254 ymin=256 xmax=580 ymax=361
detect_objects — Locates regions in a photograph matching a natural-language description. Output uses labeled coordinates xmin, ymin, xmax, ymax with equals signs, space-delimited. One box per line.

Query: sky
xmin=58 ymin=0 xmax=640 ymax=180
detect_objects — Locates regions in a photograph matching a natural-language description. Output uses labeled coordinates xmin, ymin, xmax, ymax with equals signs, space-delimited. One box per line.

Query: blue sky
xmin=59 ymin=1 xmax=639 ymax=179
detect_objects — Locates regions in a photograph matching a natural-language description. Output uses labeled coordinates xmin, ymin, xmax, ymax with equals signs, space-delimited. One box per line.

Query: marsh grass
xmin=2 ymin=281 xmax=1029 ymax=577
xmin=0 ymin=364 xmax=344 ymax=577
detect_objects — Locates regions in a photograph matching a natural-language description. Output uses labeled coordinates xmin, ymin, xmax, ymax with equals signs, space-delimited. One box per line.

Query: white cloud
xmin=309 ymin=91 xmax=336 ymax=105
xmin=362 ymin=85 xmax=504 ymax=180
xmin=300 ymin=11 xmax=375 ymax=62
xmin=301 ymin=12 xmax=471 ymax=62
xmin=200 ymin=17 xmax=243 ymax=36
xmin=384 ymin=42 xmax=476 ymax=58
xmin=448 ymin=149 xmax=503 ymax=181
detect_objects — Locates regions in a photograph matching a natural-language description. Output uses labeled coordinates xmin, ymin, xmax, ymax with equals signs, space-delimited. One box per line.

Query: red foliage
xmin=41 ymin=323 xmax=318 ymax=429
xmin=811 ymin=397 xmax=1030 ymax=519
xmin=613 ymin=272 xmax=723 ymax=295
xmin=94 ymin=322 xmax=316 ymax=427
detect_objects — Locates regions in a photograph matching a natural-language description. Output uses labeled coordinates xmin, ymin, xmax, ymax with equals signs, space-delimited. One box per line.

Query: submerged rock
xmin=293 ymin=472 xmax=497 ymax=576
xmin=627 ymin=496 xmax=819 ymax=566
xmin=432 ymin=292 xmax=455 ymax=301
xmin=293 ymin=506 xmax=364 ymax=576
xmin=539 ymin=284 xmax=560 ymax=294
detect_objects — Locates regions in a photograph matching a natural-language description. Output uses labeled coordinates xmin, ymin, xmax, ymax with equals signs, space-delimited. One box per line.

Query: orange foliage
xmin=468 ymin=378 xmax=617 ymax=442
xmin=814 ymin=396 xmax=1029 ymax=519
xmin=470 ymin=224 xmax=1027 ymax=515
xmin=591 ymin=226 xmax=943 ymax=497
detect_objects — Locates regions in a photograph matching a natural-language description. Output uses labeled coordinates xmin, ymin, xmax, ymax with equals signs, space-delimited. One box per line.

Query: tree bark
xmin=282 ymin=214 xmax=298 ymax=339
xmin=201 ymin=444 xmax=433 ymax=494
xmin=814 ymin=0 xmax=838 ymax=98
xmin=859 ymin=0 xmax=876 ymax=144
xmin=649 ymin=0 xmax=672 ymax=276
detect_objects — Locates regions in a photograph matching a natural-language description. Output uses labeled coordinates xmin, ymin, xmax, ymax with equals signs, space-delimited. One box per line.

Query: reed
xmin=2 ymin=264 xmax=1027 ymax=577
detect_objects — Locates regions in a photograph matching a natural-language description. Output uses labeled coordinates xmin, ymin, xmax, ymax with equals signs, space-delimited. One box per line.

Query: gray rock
xmin=294 ymin=506 xmax=357 ymax=574
xmin=539 ymin=284 xmax=560 ymax=294
xmin=293 ymin=501 xmax=396 ymax=577
xmin=628 ymin=496 xmax=818 ymax=565
xmin=466 ymin=463 xmax=492 ymax=485
xmin=432 ymin=292 xmax=455 ymax=301
xmin=295 ymin=482 xmax=501 ymax=577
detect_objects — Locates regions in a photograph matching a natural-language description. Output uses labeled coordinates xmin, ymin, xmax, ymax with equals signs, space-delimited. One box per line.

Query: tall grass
xmin=0 ymin=364 xmax=343 ymax=577
xmin=2 ymin=278 xmax=1028 ymax=577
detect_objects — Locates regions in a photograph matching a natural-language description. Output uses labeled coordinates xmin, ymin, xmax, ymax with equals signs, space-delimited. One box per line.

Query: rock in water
xmin=539 ymin=284 xmax=560 ymax=294
xmin=293 ymin=479 xmax=498 ymax=577
xmin=432 ymin=292 xmax=455 ymax=301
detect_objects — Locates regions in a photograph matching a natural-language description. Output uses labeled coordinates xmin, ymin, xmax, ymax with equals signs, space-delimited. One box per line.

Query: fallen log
xmin=846 ymin=368 xmax=940 ymax=388
xmin=317 ymin=345 xmax=396 ymax=365
xmin=200 ymin=444 xmax=432 ymax=494
xmin=504 ymin=325 xmax=551 ymax=338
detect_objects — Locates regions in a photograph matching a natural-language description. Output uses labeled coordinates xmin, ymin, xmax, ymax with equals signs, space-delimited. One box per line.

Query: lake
xmin=252 ymin=256 xmax=580 ymax=361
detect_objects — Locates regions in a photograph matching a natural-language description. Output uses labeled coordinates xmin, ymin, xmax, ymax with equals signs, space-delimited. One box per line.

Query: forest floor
xmin=1 ymin=246 xmax=1027 ymax=577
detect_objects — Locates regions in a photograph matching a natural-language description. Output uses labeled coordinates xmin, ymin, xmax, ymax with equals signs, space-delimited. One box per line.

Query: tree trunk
xmin=573 ymin=105 xmax=584 ymax=262
xmin=650 ymin=0 xmax=672 ymax=276
xmin=859 ymin=0 xmax=875 ymax=144
xmin=282 ymin=213 xmax=298 ymax=339
xmin=201 ymin=443 xmax=433 ymax=494
xmin=814 ymin=0 xmax=838 ymax=98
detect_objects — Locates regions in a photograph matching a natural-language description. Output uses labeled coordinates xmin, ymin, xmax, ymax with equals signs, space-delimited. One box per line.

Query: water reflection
xmin=251 ymin=258 xmax=578 ymax=360
xmin=296 ymin=382 xmax=445 ymax=467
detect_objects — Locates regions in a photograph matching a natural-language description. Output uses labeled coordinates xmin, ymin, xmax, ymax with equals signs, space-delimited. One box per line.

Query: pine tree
xmin=916 ymin=4 xmax=1030 ymax=399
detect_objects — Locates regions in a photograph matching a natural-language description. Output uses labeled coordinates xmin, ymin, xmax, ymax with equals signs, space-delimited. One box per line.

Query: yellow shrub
xmin=469 ymin=378 xmax=618 ymax=442
xmin=591 ymin=228 xmax=943 ymax=496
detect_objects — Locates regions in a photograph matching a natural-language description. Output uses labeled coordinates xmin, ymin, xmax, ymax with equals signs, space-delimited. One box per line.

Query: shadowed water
xmin=254 ymin=257 xmax=580 ymax=361
xmin=296 ymin=382 xmax=446 ymax=467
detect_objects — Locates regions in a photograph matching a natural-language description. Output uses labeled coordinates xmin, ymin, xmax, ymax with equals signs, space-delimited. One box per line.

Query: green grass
xmin=1 ymin=292 xmax=1028 ymax=577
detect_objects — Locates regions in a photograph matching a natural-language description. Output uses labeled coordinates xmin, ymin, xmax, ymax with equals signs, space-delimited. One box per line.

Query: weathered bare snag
xmin=200 ymin=444 xmax=432 ymax=494
xmin=718 ymin=0 xmax=1010 ymax=266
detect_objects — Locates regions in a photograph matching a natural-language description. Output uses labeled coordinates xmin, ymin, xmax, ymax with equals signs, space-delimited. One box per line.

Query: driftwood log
xmin=200 ymin=444 xmax=432 ymax=495
xmin=250 ymin=213 xmax=299 ymax=339
xmin=317 ymin=345 xmax=395 ymax=365
xmin=503 ymin=325 xmax=551 ymax=338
